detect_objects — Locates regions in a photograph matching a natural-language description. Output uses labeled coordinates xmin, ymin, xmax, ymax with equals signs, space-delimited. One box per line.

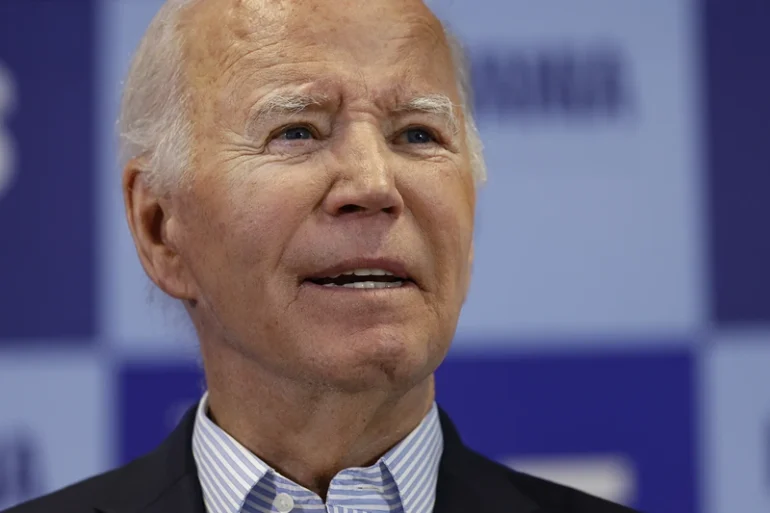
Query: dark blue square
xmin=0 ymin=1 xmax=96 ymax=339
xmin=705 ymin=1 xmax=770 ymax=323
xmin=118 ymin=362 xmax=205 ymax=463
xmin=436 ymin=347 xmax=697 ymax=513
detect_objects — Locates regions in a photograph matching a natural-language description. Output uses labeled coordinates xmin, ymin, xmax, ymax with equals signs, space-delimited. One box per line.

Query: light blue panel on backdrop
xmin=702 ymin=337 xmax=770 ymax=513
xmin=0 ymin=353 xmax=111 ymax=510
xmin=97 ymin=0 xmax=705 ymax=352
xmin=438 ymin=0 xmax=706 ymax=344
xmin=96 ymin=0 xmax=198 ymax=352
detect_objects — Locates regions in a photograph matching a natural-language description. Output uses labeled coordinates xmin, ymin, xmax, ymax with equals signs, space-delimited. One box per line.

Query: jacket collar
xmin=96 ymin=405 xmax=539 ymax=513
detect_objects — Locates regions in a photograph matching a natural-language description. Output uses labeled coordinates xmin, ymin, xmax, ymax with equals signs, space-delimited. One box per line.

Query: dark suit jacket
xmin=4 ymin=406 xmax=639 ymax=513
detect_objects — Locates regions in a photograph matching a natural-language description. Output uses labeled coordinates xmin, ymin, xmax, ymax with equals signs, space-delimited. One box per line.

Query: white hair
xmin=119 ymin=0 xmax=194 ymax=192
xmin=118 ymin=0 xmax=487 ymax=191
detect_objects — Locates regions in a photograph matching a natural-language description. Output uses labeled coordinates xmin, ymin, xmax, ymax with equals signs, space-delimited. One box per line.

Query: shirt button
xmin=274 ymin=492 xmax=294 ymax=513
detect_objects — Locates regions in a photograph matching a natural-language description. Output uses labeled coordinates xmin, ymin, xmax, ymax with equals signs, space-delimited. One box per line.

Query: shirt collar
xmin=191 ymin=392 xmax=443 ymax=513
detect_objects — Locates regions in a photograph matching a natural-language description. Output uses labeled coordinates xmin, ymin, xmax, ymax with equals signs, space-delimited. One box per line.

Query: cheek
xmin=189 ymin=158 xmax=333 ymax=286
xmin=185 ymin=181 xmax=295 ymax=287
xmin=404 ymin=169 xmax=475 ymax=285
xmin=211 ymin=162 xmax=302 ymax=235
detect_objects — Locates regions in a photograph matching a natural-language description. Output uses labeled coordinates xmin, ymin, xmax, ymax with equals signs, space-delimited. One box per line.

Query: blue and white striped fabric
xmin=191 ymin=393 xmax=444 ymax=513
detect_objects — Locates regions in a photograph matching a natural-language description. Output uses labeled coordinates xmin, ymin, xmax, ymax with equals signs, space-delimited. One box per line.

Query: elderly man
xmin=8 ymin=1 xmax=637 ymax=512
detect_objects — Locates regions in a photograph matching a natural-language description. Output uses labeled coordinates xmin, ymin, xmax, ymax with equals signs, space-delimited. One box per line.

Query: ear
xmin=123 ymin=161 xmax=197 ymax=302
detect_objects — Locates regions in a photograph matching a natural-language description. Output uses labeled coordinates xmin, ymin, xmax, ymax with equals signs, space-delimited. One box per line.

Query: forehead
xmin=180 ymin=0 xmax=458 ymax=108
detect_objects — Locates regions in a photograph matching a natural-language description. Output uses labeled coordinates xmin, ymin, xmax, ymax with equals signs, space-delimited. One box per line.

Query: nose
xmin=322 ymin=126 xmax=405 ymax=218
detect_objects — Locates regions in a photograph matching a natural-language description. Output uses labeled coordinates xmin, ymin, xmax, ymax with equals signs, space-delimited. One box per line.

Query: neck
xmin=201 ymin=345 xmax=436 ymax=498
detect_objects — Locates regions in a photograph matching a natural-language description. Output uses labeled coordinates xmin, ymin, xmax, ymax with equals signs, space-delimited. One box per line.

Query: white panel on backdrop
xmin=96 ymin=0 xmax=199 ymax=351
xmin=702 ymin=338 xmax=770 ymax=513
xmin=437 ymin=0 xmax=706 ymax=344
xmin=0 ymin=352 xmax=110 ymax=510
xmin=502 ymin=454 xmax=636 ymax=506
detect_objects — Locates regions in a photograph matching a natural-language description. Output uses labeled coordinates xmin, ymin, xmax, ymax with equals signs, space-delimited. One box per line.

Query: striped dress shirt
xmin=191 ymin=393 xmax=444 ymax=513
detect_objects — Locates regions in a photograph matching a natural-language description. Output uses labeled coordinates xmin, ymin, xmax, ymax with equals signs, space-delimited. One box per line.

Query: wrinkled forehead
xmin=178 ymin=0 xmax=459 ymax=109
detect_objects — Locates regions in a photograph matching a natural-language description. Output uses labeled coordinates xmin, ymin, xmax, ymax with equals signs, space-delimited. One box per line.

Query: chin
xmin=312 ymin=328 xmax=443 ymax=392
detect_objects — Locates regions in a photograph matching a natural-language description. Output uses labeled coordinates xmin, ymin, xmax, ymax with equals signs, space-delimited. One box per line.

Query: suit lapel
xmin=434 ymin=408 xmax=542 ymax=513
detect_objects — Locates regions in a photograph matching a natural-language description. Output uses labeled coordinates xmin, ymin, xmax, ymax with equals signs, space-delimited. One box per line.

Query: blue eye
xmin=404 ymin=127 xmax=436 ymax=144
xmin=280 ymin=126 xmax=314 ymax=140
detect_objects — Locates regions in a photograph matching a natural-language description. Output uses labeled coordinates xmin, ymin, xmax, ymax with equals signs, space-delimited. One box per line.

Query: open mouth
xmin=305 ymin=268 xmax=412 ymax=289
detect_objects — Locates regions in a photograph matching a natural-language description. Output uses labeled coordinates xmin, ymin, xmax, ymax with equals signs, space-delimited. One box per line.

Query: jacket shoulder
xmin=468 ymin=449 xmax=640 ymax=513
xmin=3 ymin=470 xmax=115 ymax=513
xmin=507 ymin=467 xmax=639 ymax=513
xmin=436 ymin=407 xmax=641 ymax=513
xmin=2 ymin=451 xmax=169 ymax=513
xmin=3 ymin=406 xmax=199 ymax=513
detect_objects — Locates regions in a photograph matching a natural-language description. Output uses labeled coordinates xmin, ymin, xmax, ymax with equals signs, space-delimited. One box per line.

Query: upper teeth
xmin=332 ymin=268 xmax=395 ymax=278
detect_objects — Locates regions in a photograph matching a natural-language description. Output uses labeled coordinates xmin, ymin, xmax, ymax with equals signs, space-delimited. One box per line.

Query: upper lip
xmin=302 ymin=258 xmax=413 ymax=282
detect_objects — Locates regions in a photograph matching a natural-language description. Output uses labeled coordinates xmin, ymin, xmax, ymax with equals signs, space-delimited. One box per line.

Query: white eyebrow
xmin=395 ymin=94 xmax=460 ymax=135
xmin=252 ymin=93 xmax=330 ymax=118
xmin=247 ymin=92 xmax=459 ymax=134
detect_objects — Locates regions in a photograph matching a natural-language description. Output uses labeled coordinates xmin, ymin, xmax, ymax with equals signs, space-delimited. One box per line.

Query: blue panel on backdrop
xmin=119 ymin=363 xmax=204 ymax=463
xmin=435 ymin=350 xmax=696 ymax=513
xmin=706 ymin=1 xmax=770 ymax=323
xmin=0 ymin=2 xmax=95 ymax=339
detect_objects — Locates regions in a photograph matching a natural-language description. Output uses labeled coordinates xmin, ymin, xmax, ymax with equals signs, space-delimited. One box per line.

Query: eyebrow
xmin=394 ymin=94 xmax=460 ymax=136
xmin=249 ymin=92 xmax=330 ymax=119
xmin=247 ymin=91 xmax=459 ymax=134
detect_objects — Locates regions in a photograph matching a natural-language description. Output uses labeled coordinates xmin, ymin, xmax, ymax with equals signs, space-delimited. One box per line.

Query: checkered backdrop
xmin=1 ymin=1 xmax=767 ymax=512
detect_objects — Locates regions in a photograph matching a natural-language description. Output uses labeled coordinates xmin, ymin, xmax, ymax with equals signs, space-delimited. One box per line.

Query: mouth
xmin=301 ymin=260 xmax=416 ymax=290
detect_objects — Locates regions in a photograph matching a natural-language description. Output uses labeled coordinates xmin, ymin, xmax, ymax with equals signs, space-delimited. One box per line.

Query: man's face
xmin=169 ymin=0 xmax=475 ymax=390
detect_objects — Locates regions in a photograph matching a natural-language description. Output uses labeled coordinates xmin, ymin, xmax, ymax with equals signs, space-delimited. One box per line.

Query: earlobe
xmin=123 ymin=162 xmax=196 ymax=301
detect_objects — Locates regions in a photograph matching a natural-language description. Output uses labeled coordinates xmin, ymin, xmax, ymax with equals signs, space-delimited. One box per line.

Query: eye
xmin=277 ymin=126 xmax=315 ymax=141
xmin=400 ymin=127 xmax=437 ymax=144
